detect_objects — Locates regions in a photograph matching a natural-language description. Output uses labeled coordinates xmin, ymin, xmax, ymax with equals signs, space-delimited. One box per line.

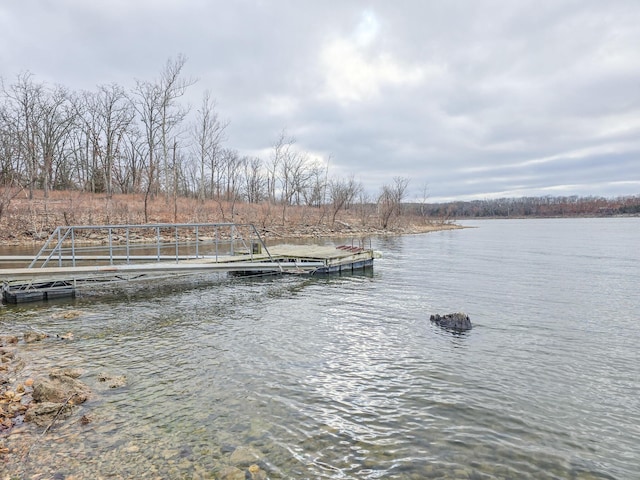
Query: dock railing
xmin=28 ymin=223 xmax=273 ymax=269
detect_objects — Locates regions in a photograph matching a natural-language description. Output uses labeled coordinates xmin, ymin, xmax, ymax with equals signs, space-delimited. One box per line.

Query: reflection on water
xmin=1 ymin=218 xmax=638 ymax=478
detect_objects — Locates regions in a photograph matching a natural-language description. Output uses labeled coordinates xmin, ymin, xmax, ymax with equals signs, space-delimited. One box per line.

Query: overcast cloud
xmin=2 ymin=0 xmax=639 ymax=201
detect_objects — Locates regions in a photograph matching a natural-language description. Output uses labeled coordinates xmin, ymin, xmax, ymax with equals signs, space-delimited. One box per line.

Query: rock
xmin=217 ymin=466 xmax=245 ymax=480
xmin=1 ymin=348 xmax=16 ymax=361
xmin=248 ymin=464 xmax=268 ymax=480
xmin=0 ymin=336 xmax=19 ymax=346
xmin=50 ymin=368 xmax=83 ymax=379
xmin=97 ymin=372 xmax=127 ymax=388
xmin=51 ymin=310 xmax=82 ymax=320
xmin=430 ymin=312 xmax=472 ymax=331
xmin=32 ymin=373 xmax=90 ymax=404
xmin=229 ymin=445 xmax=263 ymax=467
xmin=25 ymin=401 xmax=75 ymax=426
xmin=23 ymin=331 xmax=48 ymax=343
xmin=79 ymin=413 xmax=93 ymax=425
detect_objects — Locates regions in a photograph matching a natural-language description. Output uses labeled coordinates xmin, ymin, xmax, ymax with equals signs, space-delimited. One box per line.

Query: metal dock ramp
xmin=0 ymin=223 xmax=376 ymax=303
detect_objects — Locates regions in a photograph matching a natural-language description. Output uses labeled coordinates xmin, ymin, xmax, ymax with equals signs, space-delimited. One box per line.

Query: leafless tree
xmin=267 ymin=129 xmax=291 ymax=204
xmin=132 ymin=76 xmax=163 ymax=208
xmin=190 ymin=90 xmax=227 ymax=201
xmin=1 ymin=72 xmax=43 ymax=198
xmin=242 ymin=156 xmax=265 ymax=203
xmin=356 ymin=189 xmax=373 ymax=226
xmin=378 ymin=176 xmax=409 ymax=229
xmin=328 ymin=175 xmax=361 ymax=226
xmin=303 ymin=160 xmax=329 ymax=208
xmin=34 ymin=84 xmax=77 ymax=198
xmin=79 ymin=83 xmax=135 ymax=196
xmin=158 ymin=54 xmax=196 ymax=202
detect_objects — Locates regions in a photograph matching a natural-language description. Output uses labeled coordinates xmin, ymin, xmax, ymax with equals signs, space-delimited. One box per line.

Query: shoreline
xmin=0 ymin=221 xmax=465 ymax=248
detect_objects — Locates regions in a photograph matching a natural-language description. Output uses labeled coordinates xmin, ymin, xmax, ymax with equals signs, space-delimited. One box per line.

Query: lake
xmin=1 ymin=218 xmax=638 ymax=479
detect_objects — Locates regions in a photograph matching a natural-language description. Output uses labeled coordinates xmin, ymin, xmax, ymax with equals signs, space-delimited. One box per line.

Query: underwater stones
xmin=216 ymin=446 xmax=269 ymax=480
xmin=430 ymin=312 xmax=472 ymax=331
xmin=217 ymin=466 xmax=245 ymax=480
xmin=229 ymin=445 xmax=263 ymax=467
xmin=25 ymin=401 xmax=75 ymax=426
xmin=50 ymin=368 xmax=83 ymax=379
xmin=97 ymin=372 xmax=127 ymax=389
xmin=247 ymin=464 xmax=267 ymax=480
xmin=0 ymin=335 xmax=19 ymax=346
xmin=23 ymin=330 xmax=49 ymax=343
xmin=32 ymin=372 xmax=90 ymax=404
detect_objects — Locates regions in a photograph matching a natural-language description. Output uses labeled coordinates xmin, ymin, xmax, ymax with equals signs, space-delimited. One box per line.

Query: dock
xmin=0 ymin=223 xmax=378 ymax=304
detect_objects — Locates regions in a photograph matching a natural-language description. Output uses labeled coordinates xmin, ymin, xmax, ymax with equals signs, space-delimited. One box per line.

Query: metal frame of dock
xmin=0 ymin=223 xmax=377 ymax=303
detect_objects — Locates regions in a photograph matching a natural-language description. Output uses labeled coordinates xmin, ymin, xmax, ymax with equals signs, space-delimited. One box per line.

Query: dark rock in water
xmin=430 ymin=313 xmax=472 ymax=331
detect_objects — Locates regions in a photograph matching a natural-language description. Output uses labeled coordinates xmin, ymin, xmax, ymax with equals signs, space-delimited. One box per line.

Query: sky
xmin=1 ymin=0 xmax=639 ymax=202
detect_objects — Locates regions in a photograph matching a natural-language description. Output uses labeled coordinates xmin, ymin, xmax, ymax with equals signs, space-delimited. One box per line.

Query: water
xmin=1 ymin=218 xmax=639 ymax=479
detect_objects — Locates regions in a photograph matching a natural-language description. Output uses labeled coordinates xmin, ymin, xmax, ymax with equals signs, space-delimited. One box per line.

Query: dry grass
xmin=0 ymin=189 xmax=459 ymax=245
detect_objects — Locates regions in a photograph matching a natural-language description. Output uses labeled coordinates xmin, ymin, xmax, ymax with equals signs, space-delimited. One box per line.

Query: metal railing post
xmin=156 ymin=226 xmax=161 ymax=261
xmin=175 ymin=226 xmax=179 ymax=263
xmin=57 ymin=228 xmax=62 ymax=267
xmin=71 ymin=228 xmax=76 ymax=267
xmin=108 ymin=228 xmax=114 ymax=265
xmin=195 ymin=226 xmax=199 ymax=258
xmin=126 ymin=227 xmax=130 ymax=264
xmin=215 ymin=226 xmax=219 ymax=261
xmin=231 ymin=225 xmax=236 ymax=257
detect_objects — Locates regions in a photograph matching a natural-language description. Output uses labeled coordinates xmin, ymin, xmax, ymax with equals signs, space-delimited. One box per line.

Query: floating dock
xmin=1 ymin=223 xmax=378 ymax=304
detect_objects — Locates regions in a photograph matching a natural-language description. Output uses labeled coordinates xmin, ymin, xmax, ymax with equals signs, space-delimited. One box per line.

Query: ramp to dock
xmin=1 ymin=223 xmax=376 ymax=303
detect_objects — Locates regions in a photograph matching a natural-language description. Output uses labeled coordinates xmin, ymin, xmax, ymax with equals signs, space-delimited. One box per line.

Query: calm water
xmin=1 ymin=218 xmax=639 ymax=479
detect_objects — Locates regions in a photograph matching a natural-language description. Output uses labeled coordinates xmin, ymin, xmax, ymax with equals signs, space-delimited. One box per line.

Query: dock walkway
xmin=0 ymin=223 xmax=377 ymax=303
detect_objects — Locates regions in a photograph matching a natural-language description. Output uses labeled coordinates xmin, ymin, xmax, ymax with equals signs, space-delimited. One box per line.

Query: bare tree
xmin=267 ymin=129 xmax=292 ymax=204
xmin=190 ymin=90 xmax=227 ymax=201
xmin=34 ymin=84 xmax=77 ymax=198
xmin=158 ymin=54 xmax=196 ymax=202
xmin=356 ymin=189 xmax=373 ymax=226
xmin=0 ymin=119 xmax=22 ymax=220
xmin=303 ymin=159 xmax=329 ymax=208
xmin=79 ymin=83 xmax=135 ymax=196
xmin=242 ymin=156 xmax=264 ymax=203
xmin=418 ymin=181 xmax=431 ymax=224
xmin=378 ymin=176 xmax=409 ymax=229
xmin=1 ymin=72 xmax=43 ymax=199
xmin=132 ymin=78 xmax=163 ymax=221
xmin=328 ymin=175 xmax=361 ymax=226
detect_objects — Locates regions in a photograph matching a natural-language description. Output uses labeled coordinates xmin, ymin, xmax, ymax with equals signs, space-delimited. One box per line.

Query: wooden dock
xmin=0 ymin=223 xmax=378 ymax=304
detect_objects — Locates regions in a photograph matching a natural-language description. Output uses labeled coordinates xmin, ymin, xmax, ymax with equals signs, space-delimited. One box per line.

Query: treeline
xmin=413 ymin=195 xmax=640 ymax=219
xmin=0 ymin=56 xmax=411 ymax=226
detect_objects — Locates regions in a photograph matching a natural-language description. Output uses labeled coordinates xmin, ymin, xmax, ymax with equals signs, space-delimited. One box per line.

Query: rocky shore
xmin=1 ymin=330 xmax=96 ymax=450
xmin=0 ymin=330 xmax=274 ymax=478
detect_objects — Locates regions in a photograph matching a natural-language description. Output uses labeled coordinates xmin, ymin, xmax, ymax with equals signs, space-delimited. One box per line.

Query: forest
xmin=1 ymin=56 xmax=415 ymax=230
xmin=1 ymin=55 xmax=637 ymax=241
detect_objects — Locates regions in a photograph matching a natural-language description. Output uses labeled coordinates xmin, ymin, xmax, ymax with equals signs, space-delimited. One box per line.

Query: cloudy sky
xmin=2 ymin=0 xmax=639 ymax=201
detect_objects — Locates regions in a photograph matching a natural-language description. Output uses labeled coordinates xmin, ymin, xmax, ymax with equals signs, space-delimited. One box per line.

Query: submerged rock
xmin=229 ymin=445 xmax=263 ymax=467
xmin=97 ymin=372 xmax=127 ymax=388
xmin=32 ymin=372 xmax=90 ymax=404
xmin=430 ymin=312 xmax=472 ymax=331
xmin=25 ymin=401 xmax=75 ymax=426
xmin=23 ymin=331 xmax=48 ymax=343
xmin=217 ymin=466 xmax=245 ymax=480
